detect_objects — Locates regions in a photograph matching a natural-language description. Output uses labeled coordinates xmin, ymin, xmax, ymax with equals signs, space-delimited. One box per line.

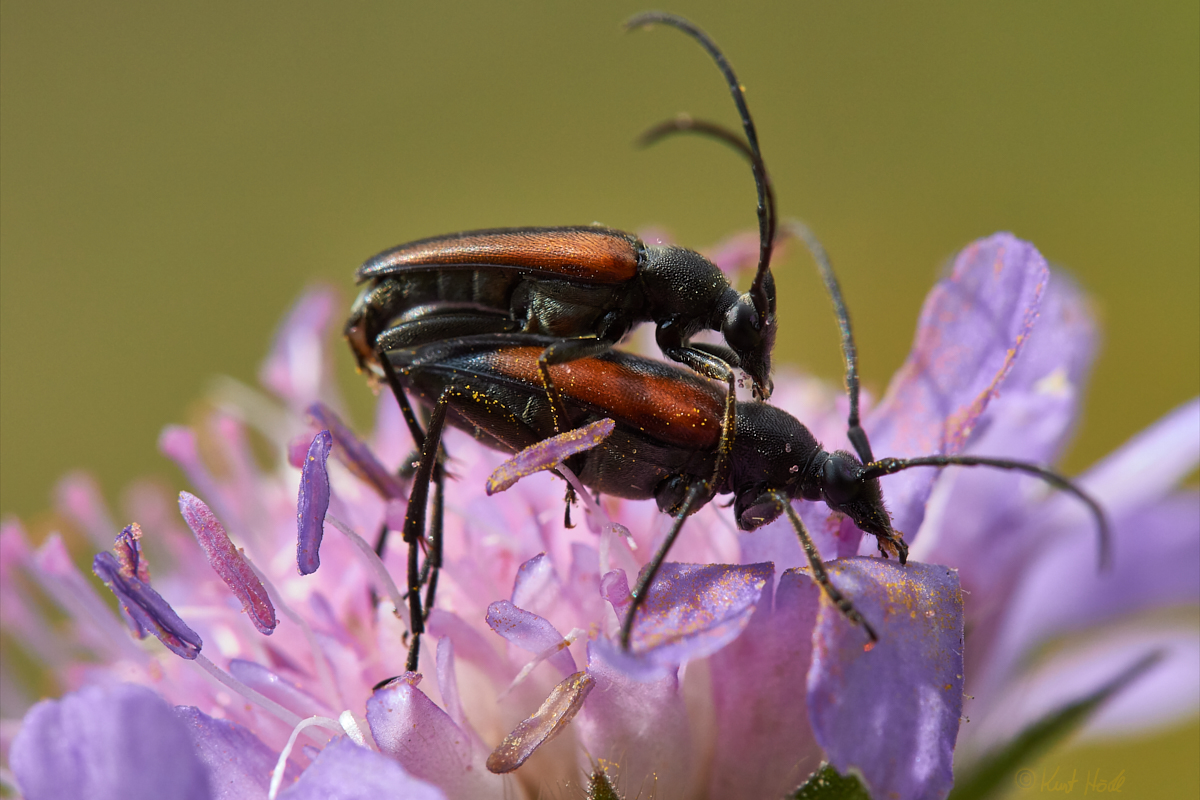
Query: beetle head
xmin=820 ymin=450 xmax=906 ymax=562
xmin=722 ymin=272 xmax=777 ymax=399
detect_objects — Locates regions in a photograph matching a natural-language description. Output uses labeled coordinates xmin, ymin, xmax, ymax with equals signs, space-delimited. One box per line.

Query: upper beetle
xmin=345 ymin=13 xmax=779 ymax=410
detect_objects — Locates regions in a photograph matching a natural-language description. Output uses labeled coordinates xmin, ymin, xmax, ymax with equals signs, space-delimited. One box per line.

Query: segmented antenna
xmin=862 ymin=455 xmax=1112 ymax=569
xmin=626 ymin=12 xmax=774 ymax=324
xmin=638 ymin=115 xmax=777 ymax=257
xmin=789 ymin=221 xmax=872 ymax=464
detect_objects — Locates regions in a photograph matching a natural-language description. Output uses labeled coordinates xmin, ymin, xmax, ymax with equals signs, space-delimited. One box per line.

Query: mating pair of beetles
xmin=344 ymin=13 xmax=1107 ymax=672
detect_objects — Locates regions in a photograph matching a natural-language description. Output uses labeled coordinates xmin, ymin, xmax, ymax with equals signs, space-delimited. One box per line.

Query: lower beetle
xmin=382 ymin=332 xmax=1108 ymax=665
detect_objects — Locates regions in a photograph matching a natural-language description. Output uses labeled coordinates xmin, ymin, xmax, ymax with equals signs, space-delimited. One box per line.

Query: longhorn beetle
xmin=382 ymin=331 xmax=1109 ymax=658
xmin=367 ymin=175 xmax=1110 ymax=666
xmin=349 ymin=15 xmax=1110 ymax=669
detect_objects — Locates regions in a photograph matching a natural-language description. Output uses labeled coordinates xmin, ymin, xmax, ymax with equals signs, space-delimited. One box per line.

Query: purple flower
xmin=2 ymin=232 xmax=1195 ymax=800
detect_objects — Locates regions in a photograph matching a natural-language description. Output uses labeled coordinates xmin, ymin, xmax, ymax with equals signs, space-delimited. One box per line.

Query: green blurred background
xmin=2 ymin=1 xmax=1196 ymax=795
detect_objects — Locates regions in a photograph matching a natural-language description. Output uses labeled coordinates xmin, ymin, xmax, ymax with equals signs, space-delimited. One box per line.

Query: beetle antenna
xmin=787 ymin=221 xmax=873 ymax=464
xmin=637 ymin=115 xmax=776 ymax=263
xmin=626 ymin=12 xmax=774 ymax=322
xmin=861 ymin=455 xmax=1111 ymax=569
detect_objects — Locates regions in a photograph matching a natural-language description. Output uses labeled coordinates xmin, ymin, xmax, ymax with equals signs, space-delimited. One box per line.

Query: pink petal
xmin=604 ymin=562 xmax=773 ymax=672
xmin=706 ymin=569 xmax=823 ymax=798
xmin=260 ymin=286 xmax=338 ymax=409
xmin=578 ymin=642 xmax=699 ymax=796
xmin=365 ymin=675 xmax=499 ymax=798
xmin=1079 ymin=398 xmax=1200 ymax=520
xmin=510 ymin=552 xmax=561 ymax=621
xmin=973 ymin=491 xmax=1199 ymax=703
xmin=278 ymin=737 xmax=446 ymax=800
xmin=175 ymin=705 xmax=298 ymax=796
xmin=425 ymin=609 xmax=509 ymax=685
xmin=226 ymin=659 xmax=332 ymax=719
xmin=970 ymin=627 xmax=1199 ymax=749
xmin=35 ymin=535 xmax=143 ymax=661
xmin=435 ymin=637 xmax=465 ymax=727
xmin=11 ymin=684 xmax=209 ymax=800
xmin=485 ymin=600 xmax=576 ymax=676
xmin=54 ymin=472 xmax=117 ymax=547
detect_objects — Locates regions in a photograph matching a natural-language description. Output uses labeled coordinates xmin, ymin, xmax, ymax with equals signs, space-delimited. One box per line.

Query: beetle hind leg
xmin=398 ymin=387 xmax=455 ymax=672
xmin=621 ymin=480 xmax=710 ymax=650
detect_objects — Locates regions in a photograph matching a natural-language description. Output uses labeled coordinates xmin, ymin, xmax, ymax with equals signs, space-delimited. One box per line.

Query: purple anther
xmin=487 ymin=419 xmax=615 ymax=495
xmin=178 ymin=492 xmax=277 ymax=635
xmin=307 ymin=402 xmax=404 ymax=499
xmin=113 ymin=523 xmax=150 ymax=583
xmin=93 ymin=551 xmax=202 ymax=659
xmin=297 ymin=430 xmax=332 ymax=576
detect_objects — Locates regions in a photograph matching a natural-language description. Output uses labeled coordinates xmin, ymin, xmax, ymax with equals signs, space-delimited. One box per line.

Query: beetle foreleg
xmin=775 ymin=494 xmax=878 ymax=644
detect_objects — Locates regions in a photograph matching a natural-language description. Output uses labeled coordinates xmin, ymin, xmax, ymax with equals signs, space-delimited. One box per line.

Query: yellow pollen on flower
xmin=1034 ymin=366 xmax=1072 ymax=398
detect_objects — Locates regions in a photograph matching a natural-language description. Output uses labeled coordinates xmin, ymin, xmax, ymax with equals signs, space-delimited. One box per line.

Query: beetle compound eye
xmin=821 ymin=452 xmax=862 ymax=507
xmin=723 ymin=297 xmax=762 ymax=352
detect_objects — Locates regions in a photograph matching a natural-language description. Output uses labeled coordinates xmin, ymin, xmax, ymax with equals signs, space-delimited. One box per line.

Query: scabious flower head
xmin=2 ymin=233 xmax=1196 ymax=800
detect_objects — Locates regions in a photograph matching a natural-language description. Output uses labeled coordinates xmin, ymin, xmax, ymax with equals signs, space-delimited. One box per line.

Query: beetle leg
xmin=401 ymin=386 xmax=455 ymax=672
xmin=422 ymin=465 xmax=443 ymax=625
xmin=620 ymin=479 xmax=709 ymax=650
xmin=400 ymin=376 xmax=540 ymax=670
xmin=378 ymin=349 xmax=430 ymax=452
xmin=773 ymin=492 xmax=878 ymax=644
xmin=372 ymin=352 xmax=431 ymax=614
xmin=661 ymin=345 xmax=738 ymax=496
xmin=374 ymin=351 xmax=453 ymax=595
xmin=537 ymin=336 xmax=615 ymax=434
xmin=688 ymin=341 xmax=740 ymax=368
xmin=875 ymin=528 xmax=907 ymax=562
xmin=374 ymin=310 xmax=518 ymax=354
